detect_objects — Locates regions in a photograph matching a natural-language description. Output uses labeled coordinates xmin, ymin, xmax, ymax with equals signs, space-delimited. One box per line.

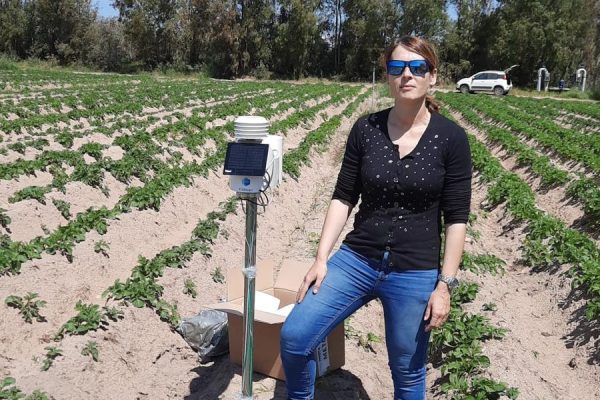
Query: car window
xmin=473 ymin=73 xmax=487 ymax=80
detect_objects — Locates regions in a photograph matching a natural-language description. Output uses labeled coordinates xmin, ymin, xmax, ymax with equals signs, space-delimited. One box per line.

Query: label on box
xmin=315 ymin=340 xmax=330 ymax=376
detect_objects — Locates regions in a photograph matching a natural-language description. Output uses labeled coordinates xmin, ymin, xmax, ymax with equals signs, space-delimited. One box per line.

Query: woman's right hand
xmin=296 ymin=259 xmax=328 ymax=303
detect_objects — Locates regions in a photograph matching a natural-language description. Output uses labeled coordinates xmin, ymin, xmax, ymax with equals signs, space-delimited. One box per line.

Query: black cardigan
xmin=332 ymin=108 xmax=472 ymax=270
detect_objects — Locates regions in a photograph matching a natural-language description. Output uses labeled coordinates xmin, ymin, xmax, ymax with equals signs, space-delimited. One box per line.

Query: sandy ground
xmin=1 ymin=89 xmax=599 ymax=400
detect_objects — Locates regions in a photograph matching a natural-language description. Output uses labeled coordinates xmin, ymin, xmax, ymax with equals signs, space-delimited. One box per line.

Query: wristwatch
xmin=438 ymin=273 xmax=459 ymax=291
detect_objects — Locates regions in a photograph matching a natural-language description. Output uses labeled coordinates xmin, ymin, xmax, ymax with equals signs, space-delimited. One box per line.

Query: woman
xmin=280 ymin=36 xmax=472 ymax=400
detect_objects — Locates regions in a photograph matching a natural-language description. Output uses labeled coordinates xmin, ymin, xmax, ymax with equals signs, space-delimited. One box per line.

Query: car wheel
xmin=460 ymin=85 xmax=470 ymax=94
xmin=493 ymin=86 xmax=504 ymax=96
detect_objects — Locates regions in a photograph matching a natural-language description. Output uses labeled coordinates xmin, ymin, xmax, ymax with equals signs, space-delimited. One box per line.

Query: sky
xmin=95 ymin=1 xmax=458 ymax=21
xmin=95 ymin=0 xmax=118 ymax=18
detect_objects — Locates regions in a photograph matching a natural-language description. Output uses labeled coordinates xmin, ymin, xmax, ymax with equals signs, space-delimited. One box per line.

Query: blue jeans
xmin=280 ymin=244 xmax=438 ymax=400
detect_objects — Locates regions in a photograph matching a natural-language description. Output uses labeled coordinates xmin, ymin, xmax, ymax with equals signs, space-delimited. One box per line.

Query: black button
xmin=385 ymin=246 xmax=391 ymax=251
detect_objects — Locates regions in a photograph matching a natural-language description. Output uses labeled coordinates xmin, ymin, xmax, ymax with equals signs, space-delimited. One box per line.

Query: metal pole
xmin=241 ymin=194 xmax=257 ymax=400
xmin=372 ymin=64 xmax=376 ymax=113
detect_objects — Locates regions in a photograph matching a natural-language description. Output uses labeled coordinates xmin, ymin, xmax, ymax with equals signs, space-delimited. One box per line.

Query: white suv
xmin=456 ymin=66 xmax=517 ymax=95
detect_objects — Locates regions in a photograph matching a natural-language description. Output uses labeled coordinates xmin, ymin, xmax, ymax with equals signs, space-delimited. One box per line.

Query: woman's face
xmin=387 ymin=45 xmax=437 ymax=102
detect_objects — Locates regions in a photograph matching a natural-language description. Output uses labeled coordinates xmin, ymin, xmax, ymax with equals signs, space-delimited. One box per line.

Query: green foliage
xmin=440 ymin=93 xmax=600 ymax=319
xmin=451 ymin=282 xmax=479 ymax=305
xmin=41 ymin=346 xmax=62 ymax=371
xmin=52 ymin=199 xmax=71 ymax=220
xmin=0 ymin=208 xmax=11 ymax=232
xmin=103 ymin=306 xmax=124 ymax=322
xmin=0 ymin=0 xmax=598 ymax=89
xmin=357 ymin=332 xmax=380 ymax=353
xmin=8 ymin=186 xmax=51 ymax=205
xmin=94 ymin=240 xmax=110 ymax=258
xmin=154 ymin=299 xmax=180 ymax=327
xmin=340 ymin=0 xmax=399 ymax=79
xmin=54 ymin=301 xmax=119 ymax=340
xmin=183 ymin=278 xmax=197 ymax=298
xmin=283 ymin=90 xmax=368 ymax=178
xmin=5 ymin=292 xmax=47 ymax=323
xmin=81 ymin=341 xmax=99 ymax=362
xmin=307 ymin=231 xmax=320 ymax=257
xmin=461 ymin=253 xmax=505 ymax=276
xmin=0 ymin=377 xmax=50 ymax=400
xmin=344 ymin=317 xmax=358 ymax=339
xmin=272 ymin=0 xmax=321 ymax=79
xmin=211 ymin=266 xmax=225 ymax=284
xmin=79 ymin=143 xmax=104 ymax=160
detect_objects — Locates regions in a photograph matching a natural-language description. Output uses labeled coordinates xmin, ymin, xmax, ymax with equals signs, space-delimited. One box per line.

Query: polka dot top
xmin=332 ymin=107 xmax=472 ymax=270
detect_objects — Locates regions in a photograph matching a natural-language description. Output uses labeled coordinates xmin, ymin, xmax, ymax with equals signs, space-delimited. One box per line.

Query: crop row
xmin=438 ymin=93 xmax=600 ymax=227
xmin=439 ymin=106 xmax=600 ymax=320
xmin=504 ymin=96 xmax=600 ymax=128
xmin=0 ymin=376 xmax=49 ymax=400
xmin=283 ymin=90 xmax=370 ymax=177
xmin=440 ymin=93 xmax=600 ymax=173
xmin=0 ymin=84 xmax=311 ymax=181
xmin=0 ymin=68 xmax=143 ymax=92
xmin=0 ymin=80 xmax=275 ymax=136
xmin=431 ymin=245 xmax=518 ymax=399
xmin=504 ymin=95 xmax=600 ymax=136
xmin=0 ymin=80 xmax=221 ymax=121
xmin=0 ymin=85 xmax=362 ymax=275
xmin=0 ymin=80 xmax=342 ymax=155
xmin=35 ymin=91 xmax=369 ymax=373
xmin=0 ymin=80 xmax=141 ymax=114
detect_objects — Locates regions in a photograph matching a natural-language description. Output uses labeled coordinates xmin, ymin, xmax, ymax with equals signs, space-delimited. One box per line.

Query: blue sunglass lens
xmin=410 ymin=61 xmax=429 ymax=76
xmin=388 ymin=66 xmax=405 ymax=75
xmin=387 ymin=60 xmax=429 ymax=76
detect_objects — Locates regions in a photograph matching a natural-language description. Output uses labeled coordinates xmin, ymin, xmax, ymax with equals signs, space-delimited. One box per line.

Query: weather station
xmin=222 ymin=116 xmax=282 ymax=400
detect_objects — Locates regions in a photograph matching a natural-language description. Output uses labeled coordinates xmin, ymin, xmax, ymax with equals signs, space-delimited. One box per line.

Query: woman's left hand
xmin=424 ymin=285 xmax=451 ymax=332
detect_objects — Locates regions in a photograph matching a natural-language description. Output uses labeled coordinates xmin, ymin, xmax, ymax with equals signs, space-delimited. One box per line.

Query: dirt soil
xmin=1 ymin=94 xmax=599 ymax=400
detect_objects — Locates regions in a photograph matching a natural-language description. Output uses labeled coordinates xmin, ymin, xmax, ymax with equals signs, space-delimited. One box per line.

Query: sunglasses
xmin=386 ymin=60 xmax=431 ymax=77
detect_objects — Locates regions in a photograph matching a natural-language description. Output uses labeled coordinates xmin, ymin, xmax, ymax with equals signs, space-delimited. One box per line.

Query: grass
xmin=510 ymin=87 xmax=599 ymax=101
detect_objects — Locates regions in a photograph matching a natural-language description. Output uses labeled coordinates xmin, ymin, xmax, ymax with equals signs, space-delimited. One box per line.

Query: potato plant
xmin=5 ymin=292 xmax=47 ymax=323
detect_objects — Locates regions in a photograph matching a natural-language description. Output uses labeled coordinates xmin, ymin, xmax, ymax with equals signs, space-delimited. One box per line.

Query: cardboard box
xmin=204 ymin=259 xmax=345 ymax=381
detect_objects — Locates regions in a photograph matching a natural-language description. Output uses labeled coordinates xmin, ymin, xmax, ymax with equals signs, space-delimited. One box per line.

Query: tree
xmin=114 ymin=0 xmax=178 ymax=68
xmin=272 ymin=0 xmax=320 ymax=79
xmin=27 ymin=0 xmax=96 ymax=63
xmin=484 ymin=0 xmax=594 ymax=87
xmin=237 ymin=0 xmax=274 ymax=76
xmin=440 ymin=0 xmax=493 ymax=81
xmin=396 ymin=0 xmax=449 ymax=41
xmin=83 ymin=19 xmax=132 ymax=72
xmin=0 ymin=0 xmax=30 ymax=57
xmin=319 ymin=0 xmax=344 ymax=74
xmin=341 ymin=0 xmax=399 ymax=80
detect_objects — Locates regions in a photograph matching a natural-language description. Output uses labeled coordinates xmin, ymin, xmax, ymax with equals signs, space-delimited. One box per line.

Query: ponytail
xmin=425 ymin=94 xmax=439 ymax=113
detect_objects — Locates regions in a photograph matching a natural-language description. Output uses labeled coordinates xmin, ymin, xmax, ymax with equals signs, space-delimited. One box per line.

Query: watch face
xmin=439 ymin=274 xmax=459 ymax=289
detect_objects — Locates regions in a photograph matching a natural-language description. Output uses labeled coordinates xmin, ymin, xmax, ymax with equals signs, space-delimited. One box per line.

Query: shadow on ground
xmin=561 ymin=290 xmax=600 ymax=366
xmin=184 ymin=355 xmax=371 ymax=399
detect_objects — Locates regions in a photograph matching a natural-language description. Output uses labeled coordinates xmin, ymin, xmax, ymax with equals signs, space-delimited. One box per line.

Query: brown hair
xmin=383 ymin=36 xmax=440 ymax=113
